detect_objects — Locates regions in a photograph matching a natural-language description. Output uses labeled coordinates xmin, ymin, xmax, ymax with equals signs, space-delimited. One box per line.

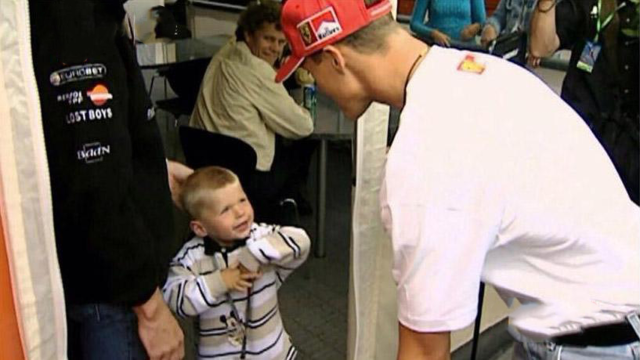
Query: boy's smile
xmin=192 ymin=181 xmax=255 ymax=245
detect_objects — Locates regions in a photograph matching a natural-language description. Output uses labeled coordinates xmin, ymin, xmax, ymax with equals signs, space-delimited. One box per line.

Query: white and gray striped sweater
xmin=163 ymin=223 xmax=310 ymax=359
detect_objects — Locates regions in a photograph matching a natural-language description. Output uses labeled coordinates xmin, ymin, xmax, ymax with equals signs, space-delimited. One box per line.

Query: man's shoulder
xmin=224 ymin=42 xmax=277 ymax=79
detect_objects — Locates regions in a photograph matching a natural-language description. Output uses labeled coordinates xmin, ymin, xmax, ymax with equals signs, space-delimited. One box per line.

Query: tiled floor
xmin=278 ymin=141 xmax=352 ymax=360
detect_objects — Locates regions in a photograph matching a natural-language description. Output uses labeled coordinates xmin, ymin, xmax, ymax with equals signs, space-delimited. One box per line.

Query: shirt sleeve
xmin=555 ymin=0 xmax=586 ymax=50
xmin=486 ymin=0 xmax=509 ymax=34
xmin=250 ymin=69 xmax=313 ymax=139
xmin=410 ymin=0 xmax=436 ymax=39
xmin=239 ymin=224 xmax=310 ymax=285
xmin=387 ymin=200 xmax=499 ymax=332
xmin=163 ymin=242 xmax=229 ymax=318
xmin=471 ymin=0 xmax=487 ymax=25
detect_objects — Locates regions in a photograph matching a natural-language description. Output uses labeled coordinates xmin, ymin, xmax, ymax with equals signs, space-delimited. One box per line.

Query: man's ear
xmin=323 ymin=45 xmax=347 ymax=74
xmin=244 ymin=30 xmax=253 ymax=43
xmin=190 ymin=220 xmax=208 ymax=238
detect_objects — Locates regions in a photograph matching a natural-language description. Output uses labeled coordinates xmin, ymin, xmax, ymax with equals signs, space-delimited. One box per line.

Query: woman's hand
xmin=480 ymin=25 xmax=498 ymax=47
xmin=430 ymin=30 xmax=451 ymax=47
xmin=461 ymin=23 xmax=482 ymax=41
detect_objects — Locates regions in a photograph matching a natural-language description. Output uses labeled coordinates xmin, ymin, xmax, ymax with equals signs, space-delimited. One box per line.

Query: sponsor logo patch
xmin=87 ymin=84 xmax=113 ymax=106
xmin=457 ymin=55 xmax=485 ymax=74
xmin=57 ymin=91 xmax=84 ymax=105
xmin=77 ymin=142 xmax=111 ymax=164
xmin=66 ymin=108 xmax=113 ymax=124
xmin=50 ymin=64 xmax=107 ymax=86
xmin=297 ymin=7 xmax=342 ymax=48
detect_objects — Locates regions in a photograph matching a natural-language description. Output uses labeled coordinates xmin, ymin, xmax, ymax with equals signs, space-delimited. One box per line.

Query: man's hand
xmin=133 ymin=288 xmax=185 ymax=360
xmin=460 ymin=23 xmax=481 ymax=41
xmin=430 ymin=30 xmax=451 ymax=47
xmin=480 ymin=25 xmax=498 ymax=47
xmin=222 ymin=264 xmax=262 ymax=292
xmin=166 ymin=160 xmax=193 ymax=209
xmin=527 ymin=54 xmax=542 ymax=67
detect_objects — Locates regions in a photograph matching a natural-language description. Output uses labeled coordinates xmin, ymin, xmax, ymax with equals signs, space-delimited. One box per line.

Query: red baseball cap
xmin=275 ymin=0 xmax=393 ymax=83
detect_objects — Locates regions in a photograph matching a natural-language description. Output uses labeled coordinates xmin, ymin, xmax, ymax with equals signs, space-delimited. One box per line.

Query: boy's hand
xmin=239 ymin=264 xmax=263 ymax=277
xmin=222 ymin=266 xmax=261 ymax=292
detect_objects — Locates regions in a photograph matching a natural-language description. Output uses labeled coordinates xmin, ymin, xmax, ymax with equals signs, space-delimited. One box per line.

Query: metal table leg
xmin=315 ymin=138 xmax=327 ymax=258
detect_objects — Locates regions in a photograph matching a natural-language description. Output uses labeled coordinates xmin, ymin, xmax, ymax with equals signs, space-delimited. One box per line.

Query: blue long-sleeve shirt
xmin=410 ymin=0 xmax=486 ymax=41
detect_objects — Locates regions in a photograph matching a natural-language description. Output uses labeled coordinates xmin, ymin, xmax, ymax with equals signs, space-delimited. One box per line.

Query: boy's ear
xmin=190 ymin=220 xmax=208 ymax=238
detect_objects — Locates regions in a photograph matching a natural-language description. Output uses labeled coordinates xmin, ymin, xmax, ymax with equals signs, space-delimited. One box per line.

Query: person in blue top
xmin=481 ymin=0 xmax=537 ymax=46
xmin=410 ymin=0 xmax=486 ymax=47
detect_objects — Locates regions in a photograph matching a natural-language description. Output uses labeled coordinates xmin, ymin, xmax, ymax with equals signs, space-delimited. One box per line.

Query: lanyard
xmin=595 ymin=0 xmax=627 ymax=42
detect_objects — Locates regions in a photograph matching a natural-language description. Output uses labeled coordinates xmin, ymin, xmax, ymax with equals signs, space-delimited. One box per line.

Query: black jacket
xmin=29 ymin=0 xmax=179 ymax=306
xmin=556 ymin=0 xmax=639 ymax=203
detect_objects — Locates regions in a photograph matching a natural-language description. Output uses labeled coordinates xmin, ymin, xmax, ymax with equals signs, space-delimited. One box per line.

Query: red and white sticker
xmin=87 ymin=84 xmax=113 ymax=106
xmin=297 ymin=7 xmax=343 ymax=49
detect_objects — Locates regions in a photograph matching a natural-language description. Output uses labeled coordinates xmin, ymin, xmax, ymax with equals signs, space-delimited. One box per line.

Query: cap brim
xmin=275 ymin=55 xmax=305 ymax=83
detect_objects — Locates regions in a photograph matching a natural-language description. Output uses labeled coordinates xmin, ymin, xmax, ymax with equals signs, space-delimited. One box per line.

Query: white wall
xmin=124 ymin=0 xmax=165 ymax=43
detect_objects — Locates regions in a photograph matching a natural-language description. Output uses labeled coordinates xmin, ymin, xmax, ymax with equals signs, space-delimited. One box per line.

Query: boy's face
xmin=245 ymin=22 xmax=287 ymax=67
xmin=191 ymin=182 xmax=254 ymax=243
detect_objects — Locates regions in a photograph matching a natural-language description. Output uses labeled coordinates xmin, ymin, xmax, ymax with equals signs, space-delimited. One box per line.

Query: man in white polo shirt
xmin=275 ymin=0 xmax=640 ymax=359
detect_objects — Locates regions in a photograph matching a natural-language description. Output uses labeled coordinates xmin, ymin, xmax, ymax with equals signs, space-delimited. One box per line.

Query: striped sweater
xmin=163 ymin=223 xmax=310 ymax=359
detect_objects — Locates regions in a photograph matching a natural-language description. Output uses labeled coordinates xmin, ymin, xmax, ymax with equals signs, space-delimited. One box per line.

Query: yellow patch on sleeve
xmin=457 ymin=54 xmax=485 ymax=74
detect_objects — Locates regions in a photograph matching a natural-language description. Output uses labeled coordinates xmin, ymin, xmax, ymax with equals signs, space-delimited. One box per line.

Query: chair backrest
xmin=164 ymin=58 xmax=211 ymax=107
xmin=179 ymin=126 xmax=257 ymax=185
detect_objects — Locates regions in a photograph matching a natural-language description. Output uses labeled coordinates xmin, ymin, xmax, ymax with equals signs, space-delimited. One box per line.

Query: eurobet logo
xmin=297 ymin=7 xmax=342 ymax=48
xmin=87 ymin=84 xmax=113 ymax=106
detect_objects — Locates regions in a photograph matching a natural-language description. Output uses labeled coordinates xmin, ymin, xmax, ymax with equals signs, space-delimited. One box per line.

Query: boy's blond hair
xmin=180 ymin=166 xmax=240 ymax=219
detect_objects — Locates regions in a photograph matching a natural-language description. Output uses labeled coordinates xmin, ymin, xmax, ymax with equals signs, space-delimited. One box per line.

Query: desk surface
xmin=136 ymin=35 xmax=230 ymax=69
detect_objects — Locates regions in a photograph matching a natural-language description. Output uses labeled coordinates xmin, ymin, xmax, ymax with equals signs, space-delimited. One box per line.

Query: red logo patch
xmin=297 ymin=7 xmax=343 ymax=49
xmin=87 ymin=84 xmax=113 ymax=106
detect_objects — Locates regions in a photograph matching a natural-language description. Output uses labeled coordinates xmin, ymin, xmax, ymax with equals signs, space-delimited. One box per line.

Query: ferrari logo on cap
xmin=297 ymin=7 xmax=343 ymax=49
xmin=457 ymin=54 xmax=485 ymax=74
xmin=300 ymin=23 xmax=313 ymax=46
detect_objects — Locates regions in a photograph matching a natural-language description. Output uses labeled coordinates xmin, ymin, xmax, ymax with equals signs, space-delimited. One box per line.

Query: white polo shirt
xmin=380 ymin=46 xmax=640 ymax=339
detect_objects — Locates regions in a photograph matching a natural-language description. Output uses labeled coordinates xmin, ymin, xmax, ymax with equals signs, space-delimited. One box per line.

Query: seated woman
xmin=480 ymin=0 xmax=537 ymax=63
xmin=410 ymin=0 xmax=486 ymax=47
xmin=190 ymin=0 xmax=315 ymax=221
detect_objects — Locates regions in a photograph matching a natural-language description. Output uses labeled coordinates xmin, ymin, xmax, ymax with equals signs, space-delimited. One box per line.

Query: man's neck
xmin=356 ymin=30 xmax=430 ymax=109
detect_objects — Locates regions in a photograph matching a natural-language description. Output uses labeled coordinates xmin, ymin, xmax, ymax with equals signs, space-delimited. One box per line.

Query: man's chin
xmin=342 ymin=101 xmax=373 ymax=121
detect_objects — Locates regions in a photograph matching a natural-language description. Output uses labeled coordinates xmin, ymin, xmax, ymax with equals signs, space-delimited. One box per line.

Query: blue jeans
xmin=67 ymin=303 xmax=147 ymax=360
xmin=510 ymin=328 xmax=640 ymax=360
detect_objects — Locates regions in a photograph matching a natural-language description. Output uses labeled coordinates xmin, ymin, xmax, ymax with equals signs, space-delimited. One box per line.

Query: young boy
xmin=163 ymin=166 xmax=310 ymax=359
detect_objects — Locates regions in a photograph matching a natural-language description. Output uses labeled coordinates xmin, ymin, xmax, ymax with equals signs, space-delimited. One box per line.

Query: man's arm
xmin=133 ymin=288 xmax=185 ymax=360
xmin=398 ymin=323 xmax=450 ymax=360
xmin=251 ymin=68 xmax=313 ymax=139
xmin=529 ymin=0 xmax=562 ymax=58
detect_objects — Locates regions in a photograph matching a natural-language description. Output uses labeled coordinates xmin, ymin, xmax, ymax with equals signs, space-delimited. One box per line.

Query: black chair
xmin=179 ymin=126 xmax=300 ymax=226
xmin=180 ymin=126 xmax=256 ymax=183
